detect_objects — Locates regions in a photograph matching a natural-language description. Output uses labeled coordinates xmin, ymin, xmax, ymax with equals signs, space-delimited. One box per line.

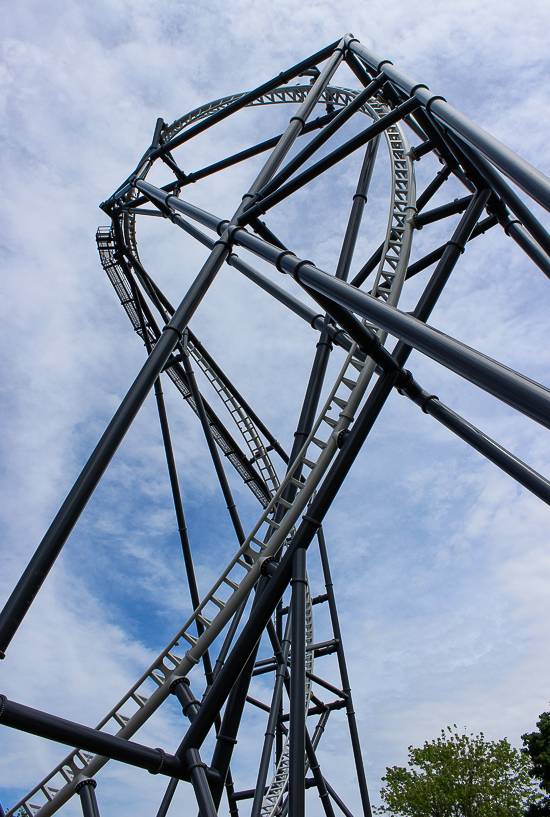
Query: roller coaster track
xmin=7 ymin=82 xmax=415 ymax=817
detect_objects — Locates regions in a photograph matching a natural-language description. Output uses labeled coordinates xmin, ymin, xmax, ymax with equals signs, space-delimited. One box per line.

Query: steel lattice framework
xmin=2 ymin=33 xmax=550 ymax=817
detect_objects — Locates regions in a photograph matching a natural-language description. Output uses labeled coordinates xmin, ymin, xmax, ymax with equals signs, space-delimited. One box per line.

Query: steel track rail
xmin=97 ymin=227 xmax=275 ymax=507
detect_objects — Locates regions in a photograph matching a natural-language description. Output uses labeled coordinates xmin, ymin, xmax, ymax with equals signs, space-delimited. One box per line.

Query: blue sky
xmin=2 ymin=1 xmax=550 ymax=815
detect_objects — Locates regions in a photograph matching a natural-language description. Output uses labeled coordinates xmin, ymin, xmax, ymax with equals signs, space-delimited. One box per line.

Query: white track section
xmin=8 ymin=88 xmax=414 ymax=817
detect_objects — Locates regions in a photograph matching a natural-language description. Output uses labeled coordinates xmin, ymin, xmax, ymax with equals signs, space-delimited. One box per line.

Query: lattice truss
xmin=2 ymin=33 xmax=550 ymax=817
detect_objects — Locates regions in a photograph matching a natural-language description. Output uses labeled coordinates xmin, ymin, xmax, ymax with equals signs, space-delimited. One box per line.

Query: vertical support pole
xmin=76 ymin=780 xmax=100 ymax=817
xmin=317 ymin=528 xmax=371 ymax=817
xmin=276 ymin=599 xmax=285 ymax=763
xmin=289 ymin=547 xmax=308 ymax=817
xmin=160 ymin=680 xmax=219 ymax=817
xmin=335 ymin=137 xmax=380 ymax=283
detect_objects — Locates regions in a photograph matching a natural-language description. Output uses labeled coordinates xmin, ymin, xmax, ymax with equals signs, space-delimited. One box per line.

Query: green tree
xmin=375 ymin=725 xmax=543 ymax=816
xmin=522 ymin=711 xmax=550 ymax=815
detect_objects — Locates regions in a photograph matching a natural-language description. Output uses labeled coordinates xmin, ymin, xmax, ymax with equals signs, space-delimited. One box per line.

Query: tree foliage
xmin=522 ymin=711 xmax=550 ymax=815
xmin=375 ymin=725 xmax=542 ymax=816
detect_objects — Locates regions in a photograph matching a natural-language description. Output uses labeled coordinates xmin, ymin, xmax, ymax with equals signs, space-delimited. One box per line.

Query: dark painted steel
xmin=244 ymin=74 xmax=385 ymax=208
xmin=409 ymin=138 xmax=435 ymax=160
xmin=350 ymin=162 xmax=455 ymax=289
xmin=250 ymin=612 xmax=292 ymax=817
xmin=0 ymin=695 xmax=184 ymax=779
xmin=9 ymin=37 xmax=550 ymax=817
xmin=120 ymin=239 xmax=289 ymax=467
xmin=396 ymin=187 xmax=491 ymax=337
xmin=349 ymin=40 xmax=550 ymax=212
xmin=345 ymin=50 xmax=376 ymax=88
xmin=414 ymin=194 xmax=473 ymax=229
xmin=0 ymin=229 xmax=232 ymax=657
xmin=149 ymin=40 xmax=343 ymax=159
xmin=186 ymin=748 xmax=218 ymax=817
xmin=449 ymin=134 xmax=550 ymax=257
xmin=289 ymin=547 xmax=308 ymax=817
xmin=154 ymin=378 xmax=209 ymax=623
xmin=125 ymin=111 xmax=339 ymax=209
xmin=155 ymin=778 xmax=178 ymax=817
xmin=323 ymin=778 xmax=356 ymax=817
xmin=405 ymin=216 xmax=497 ymax=281
xmin=135 ymin=184 xmax=356 ymax=359
xmin=237 ymin=236 xmax=550 ymax=430
xmin=76 ymin=780 xmax=100 ymax=817
xmin=171 ymin=367 xmax=398 ymax=760
xmin=209 ymin=646 xmax=261 ymax=808
xmin=130 ymin=267 xmax=214 ymax=680
xmin=415 ymin=163 xmax=455 ymax=212
xmin=506 ymin=221 xmax=550 ymax=279
xmin=239 ymin=97 xmax=420 ymax=224
xmin=305 ymin=731 xmax=336 ymax=817
xmin=156 ymin=679 xmax=202 ymax=817
xmin=335 ymin=137 xmax=380 ymax=283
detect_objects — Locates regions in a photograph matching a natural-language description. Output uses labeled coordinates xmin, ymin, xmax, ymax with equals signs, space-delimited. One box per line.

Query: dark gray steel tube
xmin=289 ymin=547 xmax=308 ymax=817
xmin=209 ymin=643 xmax=261 ymax=809
xmin=4 ymin=37 xmax=330 ymax=654
xmin=182 ymin=352 xmax=246 ymax=544
xmin=250 ymin=614 xmax=292 ymax=817
xmin=348 ymin=40 xmax=550 ymax=213
xmin=249 ymin=75 xmax=384 ymax=205
xmin=323 ymin=779 xmax=355 ymax=817
xmin=404 ymin=389 xmax=550 ymax=505
xmin=217 ymin=212 xmax=550 ymax=430
xmin=156 ymin=679 xmax=202 ymax=817
xmin=304 ymin=731 xmax=336 ymax=817
xmin=240 ymin=97 xmax=420 ymax=222
xmin=0 ymin=695 xmax=184 ymax=778
xmin=154 ymin=379 xmax=203 ymax=612
xmin=335 ymin=137 xmax=380 ymax=283
xmin=135 ymin=190 xmax=354 ymax=358
xmin=186 ymin=748 xmax=218 ymax=817
xmin=448 ymin=136 xmax=550 ymax=257
xmin=288 ymin=258 xmax=550 ymax=429
xmin=506 ymin=221 xmax=550 ymax=279
xmin=155 ymin=778 xmax=178 ymax=817
xmin=397 ymin=188 xmax=491 ymax=337
xmin=0 ymin=236 xmax=231 ymax=657
xmin=143 ymin=193 xmax=550 ymax=437
xmin=317 ymin=528 xmax=371 ymax=817
xmin=76 ymin=781 xmax=100 ymax=817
